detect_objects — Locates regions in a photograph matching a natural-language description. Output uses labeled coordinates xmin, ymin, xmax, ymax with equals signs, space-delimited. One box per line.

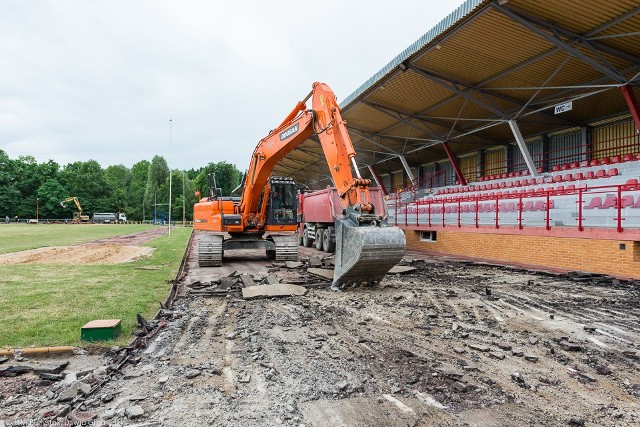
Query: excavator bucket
xmin=332 ymin=218 xmax=406 ymax=290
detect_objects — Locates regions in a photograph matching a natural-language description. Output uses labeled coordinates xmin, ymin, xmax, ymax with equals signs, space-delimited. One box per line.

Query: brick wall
xmin=406 ymin=229 xmax=640 ymax=278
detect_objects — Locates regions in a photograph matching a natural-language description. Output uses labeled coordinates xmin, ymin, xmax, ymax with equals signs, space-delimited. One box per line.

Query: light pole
xmin=168 ymin=119 xmax=172 ymax=237
xmin=36 ymin=198 xmax=39 ymax=223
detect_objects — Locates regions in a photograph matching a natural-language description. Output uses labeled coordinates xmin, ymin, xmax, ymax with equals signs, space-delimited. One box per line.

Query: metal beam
xmin=508 ymin=120 xmax=539 ymax=177
xmin=491 ymin=3 xmax=626 ymax=83
xmin=441 ymin=141 xmax=468 ymax=185
xmin=398 ymin=155 xmax=415 ymax=183
xmin=409 ymin=64 xmax=510 ymax=118
xmin=504 ymin=4 xmax=640 ymax=65
xmin=361 ymin=100 xmax=443 ymax=140
xmin=621 ymin=85 xmax=640 ymax=134
xmin=367 ymin=165 xmax=387 ymax=195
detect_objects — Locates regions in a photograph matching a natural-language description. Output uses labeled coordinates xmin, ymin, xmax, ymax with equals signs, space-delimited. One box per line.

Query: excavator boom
xmin=195 ymin=82 xmax=405 ymax=288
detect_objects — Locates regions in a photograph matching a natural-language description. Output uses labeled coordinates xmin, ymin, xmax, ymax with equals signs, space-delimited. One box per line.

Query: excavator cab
xmin=266 ymin=177 xmax=297 ymax=226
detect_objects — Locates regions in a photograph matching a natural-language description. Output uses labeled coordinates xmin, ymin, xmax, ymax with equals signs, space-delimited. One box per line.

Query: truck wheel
xmin=315 ymin=229 xmax=324 ymax=250
xmin=323 ymin=229 xmax=335 ymax=253
xmin=302 ymin=227 xmax=313 ymax=247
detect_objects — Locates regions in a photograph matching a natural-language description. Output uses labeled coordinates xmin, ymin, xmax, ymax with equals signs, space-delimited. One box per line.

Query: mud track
xmin=1 ymin=229 xmax=639 ymax=426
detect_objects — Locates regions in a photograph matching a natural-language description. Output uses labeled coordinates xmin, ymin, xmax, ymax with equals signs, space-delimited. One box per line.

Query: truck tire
xmin=315 ymin=229 xmax=324 ymax=250
xmin=323 ymin=228 xmax=335 ymax=253
xmin=302 ymin=226 xmax=313 ymax=247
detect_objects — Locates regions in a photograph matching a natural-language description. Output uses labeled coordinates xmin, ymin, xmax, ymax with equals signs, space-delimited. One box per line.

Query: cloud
xmin=0 ymin=0 xmax=460 ymax=170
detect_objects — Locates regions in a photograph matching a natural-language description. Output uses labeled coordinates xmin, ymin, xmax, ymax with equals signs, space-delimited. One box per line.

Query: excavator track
xmin=198 ymin=234 xmax=223 ymax=267
xmin=270 ymin=234 xmax=299 ymax=261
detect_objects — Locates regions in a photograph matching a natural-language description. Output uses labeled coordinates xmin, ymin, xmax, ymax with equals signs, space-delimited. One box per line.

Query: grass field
xmin=0 ymin=225 xmax=191 ymax=348
xmin=0 ymin=223 xmax=154 ymax=254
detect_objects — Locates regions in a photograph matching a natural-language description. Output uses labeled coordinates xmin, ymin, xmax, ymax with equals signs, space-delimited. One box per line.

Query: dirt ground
xmin=0 ymin=243 xmax=153 ymax=265
xmin=0 ymin=228 xmax=167 ymax=265
xmin=1 ymin=229 xmax=639 ymax=426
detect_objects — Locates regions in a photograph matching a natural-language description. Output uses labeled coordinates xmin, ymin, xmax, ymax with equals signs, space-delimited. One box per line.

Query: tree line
xmin=0 ymin=149 xmax=242 ymax=222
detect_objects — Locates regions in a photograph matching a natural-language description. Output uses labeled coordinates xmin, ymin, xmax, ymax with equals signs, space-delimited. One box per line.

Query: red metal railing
xmin=391 ymin=182 xmax=640 ymax=233
xmin=388 ymin=170 xmax=446 ymax=200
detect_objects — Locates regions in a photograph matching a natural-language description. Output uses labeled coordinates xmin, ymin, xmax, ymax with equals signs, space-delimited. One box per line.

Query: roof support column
xmin=509 ymin=120 xmax=540 ymax=177
xmin=441 ymin=141 xmax=468 ymax=185
xmin=367 ymin=165 xmax=387 ymax=195
xmin=397 ymin=155 xmax=415 ymax=184
xmin=621 ymin=85 xmax=640 ymax=134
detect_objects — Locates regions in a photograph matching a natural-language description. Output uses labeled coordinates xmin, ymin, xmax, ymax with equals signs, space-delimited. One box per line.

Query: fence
xmin=390 ymin=182 xmax=640 ymax=233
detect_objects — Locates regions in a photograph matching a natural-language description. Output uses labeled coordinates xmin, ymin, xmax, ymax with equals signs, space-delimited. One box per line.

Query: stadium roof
xmin=273 ymin=0 xmax=640 ymax=188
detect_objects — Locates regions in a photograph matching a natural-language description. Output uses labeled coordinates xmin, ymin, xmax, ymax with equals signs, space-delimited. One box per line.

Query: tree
xmin=169 ymin=170 xmax=197 ymax=222
xmin=144 ymin=156 xmax=169 ymax=222
xmin=104 ymin=164 xmax=130 ymax=213
xmin=127 ymin=160 xmax=150 ymax=221
xmin=59 ymin=160 xmax=108 ymax=215
xmin=193 ymin=162 xmax=242 ymax=199
xmin=37 ymin=179 xmax=68 ymax=218
xmin=0 ymin=150 xmax=19 ymax=218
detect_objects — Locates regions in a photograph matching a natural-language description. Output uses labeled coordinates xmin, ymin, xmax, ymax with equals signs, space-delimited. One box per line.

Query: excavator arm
xmin=240 ymin=82 xmax=406 ymax=289
xmin=61 ymin=197 xmax=89 ymax=222
xmin=240 ymin=82 xmax=374 ymax=218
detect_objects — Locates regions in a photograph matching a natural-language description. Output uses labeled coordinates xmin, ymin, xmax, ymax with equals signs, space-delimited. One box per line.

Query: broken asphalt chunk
xmin=559 ymin=341 xmax=583 ymax=352
xmin=468 ymin=344 xmax=490 ymax=352
xmin=242 ymin=283 xmax=307 ymax=299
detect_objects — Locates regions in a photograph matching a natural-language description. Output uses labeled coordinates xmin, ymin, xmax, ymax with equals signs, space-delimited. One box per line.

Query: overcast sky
xmin=0 ymin=0 xmax=461 ymax=171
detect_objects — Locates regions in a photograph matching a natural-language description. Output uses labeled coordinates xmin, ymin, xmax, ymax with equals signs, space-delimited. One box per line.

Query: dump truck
xmin=194 ymin=82 xmax=406 ymax=290
xmin=92 ymin=213 xmax=127 ymax=224
xmin=298 ymin=187 xmax=387 ymax=253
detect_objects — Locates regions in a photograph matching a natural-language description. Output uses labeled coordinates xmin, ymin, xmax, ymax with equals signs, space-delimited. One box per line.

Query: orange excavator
xmin=194 ymin=82 xmax=406 ymax=290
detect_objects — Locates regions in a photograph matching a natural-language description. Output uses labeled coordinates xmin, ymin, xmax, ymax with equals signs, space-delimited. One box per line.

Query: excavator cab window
xmin=266 ymin=181 xmax=297 ymax=225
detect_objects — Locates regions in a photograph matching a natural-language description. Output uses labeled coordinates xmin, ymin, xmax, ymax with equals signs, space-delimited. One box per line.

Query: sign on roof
xmin=554 ymin=101 xmax=573 ymax=114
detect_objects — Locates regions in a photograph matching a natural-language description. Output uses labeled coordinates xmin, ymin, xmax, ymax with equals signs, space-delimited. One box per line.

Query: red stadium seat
xmin=597 ymin=195 xmax=617 ymax=209
xmin=579 ymin=160 xmax=589 ymax=168
xmin=624 ymin=179 xmax=639 ymax=189
xmin=563 ymin=174 xmax=573 ymax=181
xmin=574 ymin=172 xmax=584 ymax=180
xmin=565 ymin=184 xmax=576 ymax=192
xmin=523 ymin=201 xmax=534 ymax=211
xmin=623 ymin=153 xmax=634 ymax=162
xmin=584 ymin=197 xmax=602 ymax=209
xmin=570 ymin=162 xmax=579 ymax=169
xmin=561 ymin=163 xmax=570 ymax=170
xmin=585 ymin=171 xmax=595 ymax=179
xmin=600 ymin=157 xmax=611 ymax=165
xmin=556 ymin=185 xmax=565 ymax=193
xmin=552 ymin=165 xmax=561 ymax=172
xmin=537 ymin=167 xmax=544 ymax=173
xmin=611 ymin=155 xmax=621 ymax=163
xmin=590 ymin=159 xmax=600 ymax=166
xmin=621 ymin=195 xmax=635 ymax=208
xmin=607 ymin=168 xmax=618 ymax=177
xmin=595 ymin=169 xmax=607 ymax=178
xmin=553 ymin=175 xmax=563 ymax=183
xmin=536 ymin=177 xmax=545 ymax=184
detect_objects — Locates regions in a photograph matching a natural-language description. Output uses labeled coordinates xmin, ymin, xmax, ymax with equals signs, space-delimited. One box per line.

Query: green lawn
xmin=0 ymin=223 xmax=155 ymax=254
xmin=0 ymin=226 xmax=191 ymax=348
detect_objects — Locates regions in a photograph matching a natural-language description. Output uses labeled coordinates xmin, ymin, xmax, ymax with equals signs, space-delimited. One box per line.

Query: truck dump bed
xmin=301 ymin=187 xmax=386 ymax=222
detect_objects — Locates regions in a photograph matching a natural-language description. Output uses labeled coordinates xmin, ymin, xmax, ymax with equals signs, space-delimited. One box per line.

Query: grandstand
xmin=274 ymin=0 xmax=640 ymax=279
